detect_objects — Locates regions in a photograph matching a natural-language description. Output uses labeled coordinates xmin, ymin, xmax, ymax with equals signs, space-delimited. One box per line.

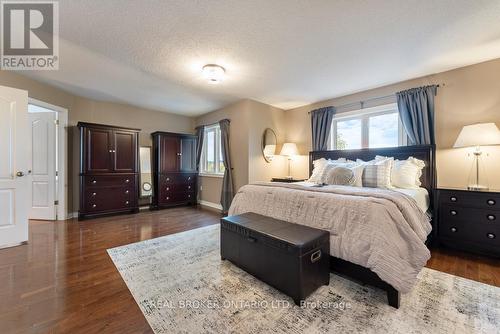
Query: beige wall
xmin=0 ymin=71 xmax=194 ymax=215
xmin=195 ymin=99 xmax=286 ymax=206
xmin=285 ymin=58 xmax=500 ymax=190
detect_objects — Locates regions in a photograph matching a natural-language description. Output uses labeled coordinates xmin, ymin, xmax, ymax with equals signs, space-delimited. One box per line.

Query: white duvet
xmin=228 ymin=182 xmax=432 ymax=293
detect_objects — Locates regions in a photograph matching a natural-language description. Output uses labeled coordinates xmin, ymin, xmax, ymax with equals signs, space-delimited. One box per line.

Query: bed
xmin=229 ymin=145 xmax=436 ymax=308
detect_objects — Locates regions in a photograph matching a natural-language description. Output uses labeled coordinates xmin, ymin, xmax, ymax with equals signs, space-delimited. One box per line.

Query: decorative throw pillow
xmin=349 ymin=164 xmax=365 ymax=187
xmin=322 ymin=165 xmax=355 ymax=185
xmin=357 ymin=158 xmax=393 ymax=188
xmin=319 ymin=161 xmax=364 ymax=186
xmin=375 ymin=155 xmax=425 ymax=188
xmin=308 ymin=158 xmax=346 ymax=184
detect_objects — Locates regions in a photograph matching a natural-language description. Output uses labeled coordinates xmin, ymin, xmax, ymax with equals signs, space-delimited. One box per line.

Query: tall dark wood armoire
xmin=151 ymin=132 xmax=198 ymax=209
xmin=78 ymin=122 xmax=140 ymax=220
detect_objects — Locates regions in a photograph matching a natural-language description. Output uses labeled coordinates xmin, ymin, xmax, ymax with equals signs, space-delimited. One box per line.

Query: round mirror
xmin=262 ymin=128 xmax=277 ymax=163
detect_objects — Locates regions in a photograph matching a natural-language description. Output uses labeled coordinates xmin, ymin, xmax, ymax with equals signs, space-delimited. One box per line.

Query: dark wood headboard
xmin=309 ymin=145 xmax=436 ymax=196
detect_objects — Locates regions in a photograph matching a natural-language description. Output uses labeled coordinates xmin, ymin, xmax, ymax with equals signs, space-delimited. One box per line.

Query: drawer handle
xmin=188 ymin=177 xmax=191 ymax=180
xmin=310 ymin=250 xmax=322 ymax=263
xmin=188 ymin=186 xmax=191 ymax=189
xmin=487 ymin=214 xmax=496 ymax=221
xmin=450 ymin=210 xmax=457 ymax=216
xmin=450 ymin=227 xmax=457 ymax=233
xmin=166 ymin=187 xmax=170 ymax=191
xmin=487 ymin=199 xmax=496 ymax=206
xmin=92 ymin=180 xmax=97 ymax=184
xmin=166 ymin=196 xmax=170 ymax=200
xmin=166 ymin=178 xmax=170 ymax=181
xmin=92 ymin=192 xmax=97 ymax=196
xmin=125 ymin=201 xmax=129 ymax=205
xmin=487 ymin=233 xmax=496 ymax=239
xmin=450 ymin=196 xmax=457 ymax=202
xmin=92 ymin=204 xmax=97 ymax=208
xmin=188 ymin=194 xmax=191 ymax=198
xmin=125 ymin=190 xmax=129 ymax=194
xmin=125 ymin=179 xmax=130 ymax=183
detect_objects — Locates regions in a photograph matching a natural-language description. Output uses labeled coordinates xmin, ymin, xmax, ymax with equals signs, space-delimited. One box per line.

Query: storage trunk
xmin=221 ymin=212 xmax=330 ymax=305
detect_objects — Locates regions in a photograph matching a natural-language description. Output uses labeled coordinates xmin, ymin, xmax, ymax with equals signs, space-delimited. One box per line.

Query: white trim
xmin=199 ymin=200 xmax=223 ymax=211
xmin=28 ymin=98 xmax=68 ymax=221
xmin=199 ymin=173 xmax=224 ymax=178
xmin=333 ymin=103 xmax=398 ymax=120
xmin=200 ymin=124 xmax=225 ymax=175
xmin=139 ymin=206 xmax=150 ymax=211
xmin=67 ymin=212 xmax=78 ymax=220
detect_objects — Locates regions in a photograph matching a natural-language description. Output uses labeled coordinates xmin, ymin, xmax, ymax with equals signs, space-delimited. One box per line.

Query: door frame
xmin=28 ymin=98 xmax=68 ymax=220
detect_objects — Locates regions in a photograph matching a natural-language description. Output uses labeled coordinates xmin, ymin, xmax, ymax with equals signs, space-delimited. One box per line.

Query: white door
xmin=28 ymin=111 xmax=56 ymax=220
xmin=0 ymin=85 xmax=30 ymax=248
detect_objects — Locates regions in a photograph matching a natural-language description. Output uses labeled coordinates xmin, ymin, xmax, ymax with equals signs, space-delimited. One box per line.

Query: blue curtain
xmin=195 ymin=126 xmax=204 ymax=170
xmin=311 ymin=106 xmax=336 ymax=151
xmin=219 ymin=119 xmax=234 ymax=214
xmin=195 ymin=126 xmax=204 ymax=203
xmin=396 ymin=85 xmax=438 ymax=145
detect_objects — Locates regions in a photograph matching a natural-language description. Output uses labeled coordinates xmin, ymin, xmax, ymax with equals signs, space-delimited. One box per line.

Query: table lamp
xmin=280 ymin=143 xmax=299 ymax=179
xmin=453 ymin=123 xmax=500 ymax=190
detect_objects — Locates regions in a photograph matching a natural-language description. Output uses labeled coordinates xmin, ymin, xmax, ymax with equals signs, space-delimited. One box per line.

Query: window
xmin=329 ymin=103 xmax=406 ymax=150
xmin=200 ymin=124 xmax=225 ymax=176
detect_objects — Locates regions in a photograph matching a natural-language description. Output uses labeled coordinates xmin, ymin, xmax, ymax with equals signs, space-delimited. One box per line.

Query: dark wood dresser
xmin=151 ymin=132 xmax=197 ymax=209
xmin=78 ymin=122 xmax=140 ymax=220
xmin=436 ymin=188 xmax=500 ymax=257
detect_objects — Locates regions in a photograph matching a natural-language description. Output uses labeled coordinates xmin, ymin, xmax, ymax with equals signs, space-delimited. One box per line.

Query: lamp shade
xmin=280 ymin=143 xmax=299 ymax=156
xmin=453 ymin=123 xmax=500 ymax=148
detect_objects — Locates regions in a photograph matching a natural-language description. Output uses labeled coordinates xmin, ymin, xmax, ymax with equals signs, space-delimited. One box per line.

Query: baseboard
xmin=66 ymin=212 xmax=78 ymax=220
xmin=199 ymin=200 xmax=223 ymax=211
xmin=139 ymin=206 xmax=150 ymax=211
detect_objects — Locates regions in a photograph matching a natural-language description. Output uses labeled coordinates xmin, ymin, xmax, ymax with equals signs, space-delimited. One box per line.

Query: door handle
xmin=16 ymin=171 xmax=25 ymax=177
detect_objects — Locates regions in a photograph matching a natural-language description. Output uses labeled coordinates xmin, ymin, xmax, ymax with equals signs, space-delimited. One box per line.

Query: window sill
xmin=199 ymin=173 xmax=224 ymax=178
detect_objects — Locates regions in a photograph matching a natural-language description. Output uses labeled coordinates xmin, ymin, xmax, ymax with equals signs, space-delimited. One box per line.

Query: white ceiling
xmin=19 ymin=0 xmax=500 ymax=116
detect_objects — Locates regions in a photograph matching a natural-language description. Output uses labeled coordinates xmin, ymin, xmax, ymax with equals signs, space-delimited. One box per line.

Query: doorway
xmin=28 ymin=98 xmax=67 ymax=220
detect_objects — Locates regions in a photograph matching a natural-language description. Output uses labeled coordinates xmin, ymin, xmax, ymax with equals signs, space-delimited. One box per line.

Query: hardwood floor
xmin=0 ymin=207 xmax=220 ymax=334
xmin=0 ymin=207 xmax=498 ymax=334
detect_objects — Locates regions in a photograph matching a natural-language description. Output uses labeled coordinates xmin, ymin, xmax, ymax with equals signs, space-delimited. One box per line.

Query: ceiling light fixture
xmin=202 ymin=64 xmax=225 ymax=84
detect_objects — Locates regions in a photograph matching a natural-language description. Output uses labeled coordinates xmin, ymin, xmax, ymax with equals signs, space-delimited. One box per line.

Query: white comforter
xmin=228 ymin=182 xmax=432 ymax=293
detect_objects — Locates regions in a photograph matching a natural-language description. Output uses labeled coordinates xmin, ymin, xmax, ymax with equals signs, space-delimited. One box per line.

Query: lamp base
xmin=467 ymin=184 xmax=489 ymax=191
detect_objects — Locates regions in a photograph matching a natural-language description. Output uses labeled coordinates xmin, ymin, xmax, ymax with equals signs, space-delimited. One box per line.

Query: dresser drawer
xmin=84 ymin=175 xmax=137 ymax=188
xmin=84 ymin=186 xmax=136 ymax=212
xmin=160 ymin=173 xmax=196 ymax=185
xmin=439 ymin=190 xmax=500 ymax=210
xmin=159 ymin=192 xmax=196 ymax=205
xmin=160 ymin=183 xmax=196 ymax=194
xmin=440 ymin=204 xmax=499 ymax=225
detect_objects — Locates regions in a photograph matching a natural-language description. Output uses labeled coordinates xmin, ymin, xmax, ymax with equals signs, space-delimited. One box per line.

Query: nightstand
xmin=271 ymin=178 xmax=306 ymax=183
xmin=435 ymin=188 xmax=500 ymax=257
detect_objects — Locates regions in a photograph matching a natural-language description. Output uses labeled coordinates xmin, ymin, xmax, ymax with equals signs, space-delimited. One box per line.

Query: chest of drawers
xmin=436 ymin=188 xmax=500 ymax=257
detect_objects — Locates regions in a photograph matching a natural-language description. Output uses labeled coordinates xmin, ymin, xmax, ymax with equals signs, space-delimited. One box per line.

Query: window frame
xmin=200 ymin=124 xmax=225 ymax=177
xmin=329 ymin=103 xmax=407 ymax=150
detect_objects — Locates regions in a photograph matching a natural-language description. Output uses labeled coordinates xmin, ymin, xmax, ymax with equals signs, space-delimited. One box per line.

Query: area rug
xmin=108 ymin=224 xmax=499 ymax=334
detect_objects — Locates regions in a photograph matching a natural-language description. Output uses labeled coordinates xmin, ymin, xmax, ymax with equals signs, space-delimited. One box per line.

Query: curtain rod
xmin=195 ymin=118 xmax=230 ymax=129
xmin=307 ymin=84 xmax=443 ymax=114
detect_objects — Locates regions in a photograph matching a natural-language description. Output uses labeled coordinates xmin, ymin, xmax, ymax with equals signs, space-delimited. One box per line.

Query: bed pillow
xmin=375 ymin=155 xmax=425 ymax=188
xmin=322 ymin=165 xmax=354 ymax=185
xmin=357 ymin=158 xmax=393 ymax=188
xmin=320 ymin=162 xmax=364 ymax=186
xmin=308 ymin=158 xmax=346 ymax=183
